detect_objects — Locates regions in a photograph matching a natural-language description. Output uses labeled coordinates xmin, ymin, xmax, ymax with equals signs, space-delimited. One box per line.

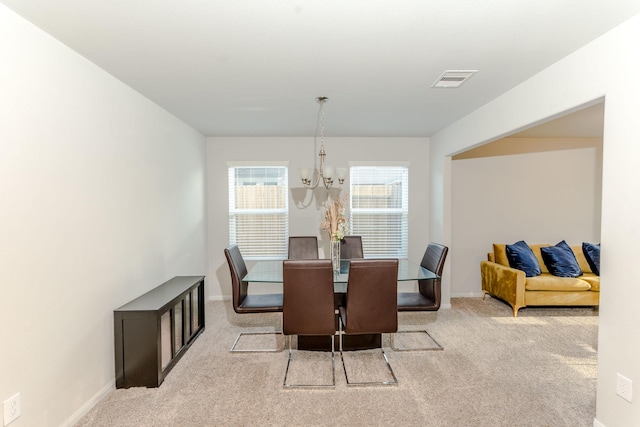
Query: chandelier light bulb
xmin=323 ymin=166 xmax=335 ymax=179
xmin=299 ymin=168 xmax=312 ymax=180
xmin=336 ymin=168 xmax=348 ymax=181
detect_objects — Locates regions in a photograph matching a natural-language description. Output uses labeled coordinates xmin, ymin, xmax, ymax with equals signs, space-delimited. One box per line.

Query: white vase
xmin=330 ymin=239 xmax=341 ymax=272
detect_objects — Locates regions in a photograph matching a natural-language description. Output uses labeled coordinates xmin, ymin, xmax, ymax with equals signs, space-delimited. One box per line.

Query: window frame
xmin=349 ymin=164 xmax=409 ymax=259
xmin=228 ymin=164 xmax=289 ymax=260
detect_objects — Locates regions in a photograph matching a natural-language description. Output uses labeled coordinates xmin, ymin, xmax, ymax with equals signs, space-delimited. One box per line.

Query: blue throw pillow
xmin=582 ymin=242 xmax=601 ymax=275
xmin=506 ymin=241 xmax=541 ymax=277
xmin=540 ymin=240 xmax=583 ymax=277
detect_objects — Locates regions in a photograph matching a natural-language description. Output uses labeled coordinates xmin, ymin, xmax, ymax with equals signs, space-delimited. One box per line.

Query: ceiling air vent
xmin=431 ymin=70 xmax=477 ymax=88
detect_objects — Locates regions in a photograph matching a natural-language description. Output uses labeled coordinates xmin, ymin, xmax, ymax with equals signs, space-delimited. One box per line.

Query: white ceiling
xmin=3 ymin=1 xmax=638 ymax=137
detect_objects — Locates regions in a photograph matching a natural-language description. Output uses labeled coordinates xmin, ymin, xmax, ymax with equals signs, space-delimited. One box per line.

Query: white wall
xmin=430 ymin=13 xmax=640 ymax=427
xmin=0 ymin=6 xmax=206 ymax=426
xmin=451 ymin=140 xmax=602 ymax=297
xmin=206 ymin=137 xmax=430 ymax=300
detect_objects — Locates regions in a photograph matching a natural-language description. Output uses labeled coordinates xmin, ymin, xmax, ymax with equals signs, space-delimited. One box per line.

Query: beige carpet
xmin=77 ymin=297 xmax=598 ymax=427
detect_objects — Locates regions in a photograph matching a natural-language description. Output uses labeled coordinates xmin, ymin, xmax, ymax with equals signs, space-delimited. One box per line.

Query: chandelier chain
xmin=319 ymin=99 xmax=325 ymax=149
xmin=299 ymin=96 xmax=344 ymax=191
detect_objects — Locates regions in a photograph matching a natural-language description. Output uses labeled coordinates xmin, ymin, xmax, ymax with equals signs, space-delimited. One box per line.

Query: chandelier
xmin=299 ymin=96 xmax=347 ymax=190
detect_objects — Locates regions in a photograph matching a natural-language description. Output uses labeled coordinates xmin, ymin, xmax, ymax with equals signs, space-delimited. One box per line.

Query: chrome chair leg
xmin=339 ymin=326 xmax=398 ymax=387
xmin=391 ymin=330 xmax=444 ymax=351
xmin=283 ymin=335 xmax=335 ymax=389
xmin=230 ymin=331 xmax=284 ymax=353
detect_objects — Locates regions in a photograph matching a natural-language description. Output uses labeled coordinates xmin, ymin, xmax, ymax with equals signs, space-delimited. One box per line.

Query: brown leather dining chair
xmin=282 ymin=259 xmax=336 ymax=388
xmin=394 ymin=242 xmax=449 ymax=351
xmin=340 ymin=236 xmax=364 ymax=259
xmin=224 ymin=244 xmax=284 ymax=352
xmin=288 ymin=236 xmax=319 ymax=259
xmin=338 ymin=258 xmax=399 ymax=386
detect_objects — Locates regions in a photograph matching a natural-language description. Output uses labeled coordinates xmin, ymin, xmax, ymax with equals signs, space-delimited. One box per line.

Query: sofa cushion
xmin=525 ymin=275 xmax=592 ymax=292
xmin=494 ymin=243 xmax=551 ymax=272
xmin=493 ymin=244 xmax=509 ymax=267
xmin=580 ymin=273 xmax=600 ymax=291
xmin=582 ymin=242 xmax=601 ymax=276
xmin=529 ymin=244 xmax=551 ymax=274
xmin=540 ymin=240 xmax=583 ymax=277
xmin=506 ymin=241 xmax=541 ymax=277
xmin=571 ymin=245 xmax=592 ymax=273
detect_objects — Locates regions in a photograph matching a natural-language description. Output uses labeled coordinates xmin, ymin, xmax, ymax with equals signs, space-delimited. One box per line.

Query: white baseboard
xmin=450 ymin=292 xmax=485 ymax=298
xmin=593 ymin=418 xmax=605 ymax=427
xmin=440 ymin=303 xmax=452 ymax=309
xmin=61 ymin=379 xmax=114 ymax=427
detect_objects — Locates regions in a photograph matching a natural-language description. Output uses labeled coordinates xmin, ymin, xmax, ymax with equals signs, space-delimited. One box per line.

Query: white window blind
xmin=228 ymin=166 xmax=288 ymax=259
xmin=350 ymin=166 xmax=409 ymax=258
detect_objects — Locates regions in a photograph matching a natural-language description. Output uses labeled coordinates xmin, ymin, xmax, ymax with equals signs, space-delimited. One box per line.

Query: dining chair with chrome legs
xmin=393 ymin=242 xmax=448 ymax=351
xmin=338 ymin=258 xmax=399 ymax=386
xmin=288 ymin=236 xmax=319 ymax=260
xmin=282 ymin=259 xmax=336 ymax=388
xmin=340 ymin=236 xmax=364 ymax=259
xmin=224 ymin=244 xmax=284 ymax=352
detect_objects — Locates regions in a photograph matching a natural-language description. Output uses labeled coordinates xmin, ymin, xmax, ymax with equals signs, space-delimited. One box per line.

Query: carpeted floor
xmin=77 ymin=297 xmax=598 ymax=427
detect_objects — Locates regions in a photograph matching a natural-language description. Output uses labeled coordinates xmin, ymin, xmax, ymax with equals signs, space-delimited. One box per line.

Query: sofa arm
xmin=480 ymin=260 xmax=526 ymax=317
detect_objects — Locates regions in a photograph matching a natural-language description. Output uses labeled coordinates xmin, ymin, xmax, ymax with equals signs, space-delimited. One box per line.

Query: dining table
xmin=245 ymin=259 xmax=438 ymax=289
xmin=244 ymin=258 xmax=439 ymax=351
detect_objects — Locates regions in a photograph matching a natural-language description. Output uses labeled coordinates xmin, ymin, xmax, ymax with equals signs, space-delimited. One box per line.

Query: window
xmin=228 ymin=166 xmax=288 ymax=259
xmin=350 ymin=166 xmax=409 ymax=258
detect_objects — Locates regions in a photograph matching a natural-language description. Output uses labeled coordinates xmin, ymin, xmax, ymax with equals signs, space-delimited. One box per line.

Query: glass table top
xmin=244 ymin=259 xmax=438 ymax=292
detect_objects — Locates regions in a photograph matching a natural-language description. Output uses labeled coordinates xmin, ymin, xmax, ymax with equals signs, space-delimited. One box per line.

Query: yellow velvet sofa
xmin=481 ymin=243 xmax=600 ymax=316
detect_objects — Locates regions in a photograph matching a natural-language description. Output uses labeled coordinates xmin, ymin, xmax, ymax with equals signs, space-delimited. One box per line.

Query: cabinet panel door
xmin=161 ymin=311 xmax=171 ymax=370
xmin=174 ymin=301 xmax=183 ymax=354
xmin=185 ymin=293 xmax=192 ymax=337
xmin=192 ymin=289 xmax=200 ymax=331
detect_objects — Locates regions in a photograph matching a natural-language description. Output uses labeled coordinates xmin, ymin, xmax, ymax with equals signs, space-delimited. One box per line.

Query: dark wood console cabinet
xmin=114 ymin=276 xmax=205 ymax=388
